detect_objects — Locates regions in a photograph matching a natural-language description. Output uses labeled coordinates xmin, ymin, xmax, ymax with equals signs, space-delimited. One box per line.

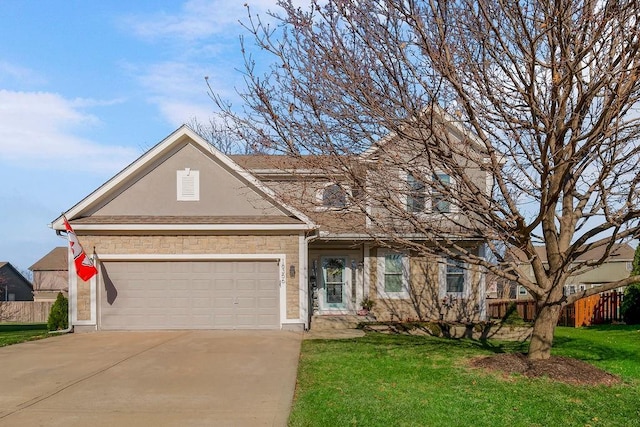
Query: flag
xmin=63 ymin=216 xmax=98 ymax=281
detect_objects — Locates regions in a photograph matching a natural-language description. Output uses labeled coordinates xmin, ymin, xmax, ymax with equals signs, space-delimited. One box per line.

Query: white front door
xmin=319 ymin=256 xmax=352 ymax=312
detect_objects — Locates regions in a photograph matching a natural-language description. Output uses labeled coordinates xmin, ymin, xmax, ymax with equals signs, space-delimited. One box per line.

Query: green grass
xmin=0 ymin=323 xmax=50 ymax=347
xmin=289 ymin=325 xmax=640 ymax=427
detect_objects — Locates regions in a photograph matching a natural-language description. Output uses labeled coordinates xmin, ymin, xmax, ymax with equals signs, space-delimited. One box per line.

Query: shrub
xmin=622 ymin=245 xmax=640 ymax=325
xmin=47 ymin=292 xmax=69 ymax=331
xmin=621 ymin=284 xmax=640 ymax=325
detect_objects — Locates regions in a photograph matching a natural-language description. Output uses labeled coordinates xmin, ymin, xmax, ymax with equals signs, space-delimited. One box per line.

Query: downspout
xmin=303 ymin=229 xmax=320 ymax=330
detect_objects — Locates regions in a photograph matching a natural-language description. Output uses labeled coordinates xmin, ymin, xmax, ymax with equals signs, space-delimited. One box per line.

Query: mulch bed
xmin=470 ymin=353 xmax=620 ymax=386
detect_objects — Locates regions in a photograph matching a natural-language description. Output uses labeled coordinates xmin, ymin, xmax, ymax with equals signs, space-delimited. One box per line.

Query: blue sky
xmin=0 ymin=0 xmax=288 ymax=272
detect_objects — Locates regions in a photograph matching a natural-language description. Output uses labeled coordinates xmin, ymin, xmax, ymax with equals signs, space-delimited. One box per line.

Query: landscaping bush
xmin=622 ymin=245 xmax=640 ymax=325
xmin=47 ymin=292 xmax=69 ymax=331
xmin=621 ymin=284 xmax=640 ymax=325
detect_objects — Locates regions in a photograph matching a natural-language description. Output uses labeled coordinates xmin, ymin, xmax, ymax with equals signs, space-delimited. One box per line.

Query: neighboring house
xmin=512 ymin=243 xmax=635 ymax=300
xmin=29 ymin=247 xmax=69 ymax=302
xmin=51 ymin=125 xmax=488 ymax=331
xmin=0 ymin=262 xmax=33 ymax=301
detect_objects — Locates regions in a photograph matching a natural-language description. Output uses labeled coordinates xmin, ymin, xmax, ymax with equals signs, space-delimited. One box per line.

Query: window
xmin=627 ymin=262 xmax=633 ymax=272
xmin=404 ymin=171 xmax=453 ymax=213
xmin=384 ymin=253 xmax=404 ymax=292
xmin=377 ymin=251 xmax=409 ymax=298
xmin=445 ymin=258 xmax=465 ymax=293
xmin=406 ymin=173 xmax=426 ymax=212
xmin=432 ymin=173 xmax=451 ymax=213
xmin=518 ymin=286 xmax=528 ymax=296
xmin=177 ymin=168 xmax=200 ymax=201
xmin=322 ymin=184 xmax=347 ymax=208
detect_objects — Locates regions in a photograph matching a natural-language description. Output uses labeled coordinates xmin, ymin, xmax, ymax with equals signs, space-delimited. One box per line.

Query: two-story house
xmin=511 ymin=242 xmax=635 ymax=300
xmin=51 ymin=125 xmax=489 ymax=331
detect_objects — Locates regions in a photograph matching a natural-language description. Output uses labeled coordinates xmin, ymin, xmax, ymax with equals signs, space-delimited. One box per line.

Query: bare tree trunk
xmin=528 ymin=304 xmax=562 ymax=360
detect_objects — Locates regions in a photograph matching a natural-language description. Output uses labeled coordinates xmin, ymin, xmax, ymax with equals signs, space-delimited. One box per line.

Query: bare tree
xmin=214 ymin=0 xmax=640 ymax=359
xmin=187 ymin=115 xmax=262 ymax=155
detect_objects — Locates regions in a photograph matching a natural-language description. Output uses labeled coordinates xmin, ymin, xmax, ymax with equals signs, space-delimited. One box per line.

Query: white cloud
xmin=131 ymin=61 xmax=215 ymax=126
xmin=125 ymin=0 xmax=250 ymax=41
xmin=0 ymin=90 xmax=138 ymax=173
xmin=124 ymin=0 xmax=314 ymax=41
xmin=121 ymin=0 xmax=313 ymax=128
xmin=0 ymin=61 xmax=47 ymax=86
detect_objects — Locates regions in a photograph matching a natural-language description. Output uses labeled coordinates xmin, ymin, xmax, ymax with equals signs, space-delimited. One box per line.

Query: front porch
xmin=307 ymin=242 xmax=370 ymax=322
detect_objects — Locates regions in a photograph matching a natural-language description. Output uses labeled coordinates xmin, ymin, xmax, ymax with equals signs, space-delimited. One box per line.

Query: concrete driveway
xmin=0 ymin=330 xmax=302 ymax=426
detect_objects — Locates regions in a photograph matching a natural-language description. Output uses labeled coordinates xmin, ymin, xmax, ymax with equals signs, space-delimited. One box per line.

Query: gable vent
xmin=177 ymin=168 xmax=200 ymax=201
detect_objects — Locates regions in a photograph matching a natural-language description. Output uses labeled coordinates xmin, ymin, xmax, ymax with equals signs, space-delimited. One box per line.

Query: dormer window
xmin=317 ymin=183 xmax=349 ymax=209
xmin=177 ymin=168 xmax=200 ymax=201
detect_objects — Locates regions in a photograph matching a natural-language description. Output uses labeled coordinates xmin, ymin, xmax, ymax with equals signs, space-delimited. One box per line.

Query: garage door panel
xmin=258 ymin=297 xmax=278 ymax=309
xmin=213 ymin=263 xmax=233 ymax=273
xmin=236 ymin=279 xmax=257 ymax=291
xmin=236 ymin=297 xmax=257 ymax=309
xmin=214 ymin=279 xmax=234 ymax=290
xmin=100 ymin=261 xmax=280 ymax=330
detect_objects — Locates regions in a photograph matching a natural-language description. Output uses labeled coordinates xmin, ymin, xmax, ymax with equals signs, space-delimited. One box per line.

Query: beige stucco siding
xmin=92 ymin=143 xmax=287 ymax=218
xmin=566 ymin=261 xmax=633 ymax=284
xmin=518 ymin=260 xmax=632 ymax=287
xmin=75 ymin=234 xmax=300 ymax=322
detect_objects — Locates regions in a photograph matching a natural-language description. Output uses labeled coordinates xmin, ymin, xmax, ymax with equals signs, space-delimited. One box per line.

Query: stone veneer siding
xmin=369 ymin=248 xmax=483 ymax=322
xmin=75 ymin=234 xmax=301 ymax=323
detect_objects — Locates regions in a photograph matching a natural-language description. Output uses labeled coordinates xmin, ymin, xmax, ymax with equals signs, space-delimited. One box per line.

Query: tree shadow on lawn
xmin=351 ymin=332 xmax=528 ymax=356
xmin=354 ymin=325 xmax=638 ymax=365
xmin=551 ymin=325 xmax=640 ymax=372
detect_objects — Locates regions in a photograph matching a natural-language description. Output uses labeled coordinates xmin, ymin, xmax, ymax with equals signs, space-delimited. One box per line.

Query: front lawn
xmin=0 ymin=323 xmax=50 ymax=347
xmin=289 ymin=325 xmax=640 ymax=427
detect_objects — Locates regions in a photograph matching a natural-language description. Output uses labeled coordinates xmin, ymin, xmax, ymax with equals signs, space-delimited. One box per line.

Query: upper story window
xmin=404 ymin=171 xmax=453 ymax=214
xmin=317 ymin=183 xmax=349 ymax=209
xmin=432 ymin=173 xmax=451 ymax=213
xmin=406 ymin=173 xmax=426 ymax=212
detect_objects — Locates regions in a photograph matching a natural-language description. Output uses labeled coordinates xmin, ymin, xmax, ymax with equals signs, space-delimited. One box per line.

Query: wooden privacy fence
xmin=0 ymin=301 xmax=54 ymax=323
xmin=487 ymin=299 xmax=537 ymax=322
xmin=573 ymin=291 xmax=624 ymax=327
xmin=488 ymin=290 xmax=624 ymax=327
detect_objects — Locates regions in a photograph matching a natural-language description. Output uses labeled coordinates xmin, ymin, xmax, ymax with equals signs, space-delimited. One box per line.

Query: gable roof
xmin=50 ymin=125 xmax=316 ymax=231
xmin=29 ymin=247 xmax=68 ymax=272
xmin=360 ymin=104 xmax=487 ymax=159
xmin=0 ymin=262 xmax=33 ymax=289
xmin=511 ymin=242 xmax=636 ymax=264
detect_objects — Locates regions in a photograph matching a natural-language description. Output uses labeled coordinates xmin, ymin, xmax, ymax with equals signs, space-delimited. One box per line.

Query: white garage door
xmin=99 ymin=260 xmax=280 ymax=330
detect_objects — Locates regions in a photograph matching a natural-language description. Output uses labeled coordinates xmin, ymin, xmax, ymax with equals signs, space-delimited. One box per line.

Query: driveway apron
xmin=0 ymin=330 xmax=302 ymax=426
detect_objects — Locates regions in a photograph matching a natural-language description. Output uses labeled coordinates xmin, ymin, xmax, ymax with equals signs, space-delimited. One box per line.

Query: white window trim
xmin=399 ymin=170 xmax=457 ymax=215
xmin=438 ymin=257 xmax=470 ymax=299
xmin=376 ymin=250 xmax=410 ymax=299
xmin=315 ymin=182 xmax=352 ymax=211
xmin=177 ymin=168 xmax=200 ymax=201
